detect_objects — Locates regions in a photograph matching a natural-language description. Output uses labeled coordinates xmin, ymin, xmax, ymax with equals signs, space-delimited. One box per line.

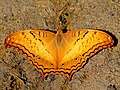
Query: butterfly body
xmin=4 ymin=28 xmax=114 ymax=80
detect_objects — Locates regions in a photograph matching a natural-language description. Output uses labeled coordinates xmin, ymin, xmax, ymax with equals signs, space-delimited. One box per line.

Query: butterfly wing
xmin=4 ymin=29 xmax=114 ymax=80
xmin=58 ymin=29 xmax=114 ymax=80
xmin=4 ymin=30 xmax=57 ymax=78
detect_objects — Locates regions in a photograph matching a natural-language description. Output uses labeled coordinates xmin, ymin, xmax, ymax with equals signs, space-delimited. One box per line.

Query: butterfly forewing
xmin=62 ymin=29 xmax=114 ymax=60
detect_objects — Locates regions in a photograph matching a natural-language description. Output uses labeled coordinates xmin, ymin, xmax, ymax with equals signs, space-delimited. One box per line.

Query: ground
xmin=0 ymin=0 xmax=120 ymax=90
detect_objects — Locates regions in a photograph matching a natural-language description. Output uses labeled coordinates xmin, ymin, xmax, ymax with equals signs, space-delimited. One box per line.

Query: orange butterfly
xmin=4 ymin=28 xmax=114 ymax=80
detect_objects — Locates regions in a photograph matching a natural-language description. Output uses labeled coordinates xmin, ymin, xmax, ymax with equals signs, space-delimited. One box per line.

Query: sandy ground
xmin=0 ymin=0 xmax=120 ymax=90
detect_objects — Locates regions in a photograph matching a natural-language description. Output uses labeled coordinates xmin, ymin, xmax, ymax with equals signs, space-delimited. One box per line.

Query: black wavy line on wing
xmin=5 ymin=42 xmax=35 ymax=58
xmin=82 ymin=41 xmax=106 ymax=57
xmin=70 ymin=42 xmax=111 ymax=69
xmin=5 ymin=41 xmax=112 ymax=76
xmin=58 ymin=41 xmax=110 ymax=70
xmin=5 ymin=42 xmax=55 ymax=69
xmin=27 ymin=41 xmax=112 ymax=77
xmin=29 ymin=59 xmax=85 ymax=75
xmin=5 ymin=41 xmax=82 ymax=76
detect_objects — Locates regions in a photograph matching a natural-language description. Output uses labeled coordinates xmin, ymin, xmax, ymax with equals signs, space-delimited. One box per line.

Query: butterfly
xmin=4 ymin=28 xmax=114 ymax=80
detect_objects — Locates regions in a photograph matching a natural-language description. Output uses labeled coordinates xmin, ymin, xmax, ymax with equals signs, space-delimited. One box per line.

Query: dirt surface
xmin=0 ymin=0 xmax=120 ymax=90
